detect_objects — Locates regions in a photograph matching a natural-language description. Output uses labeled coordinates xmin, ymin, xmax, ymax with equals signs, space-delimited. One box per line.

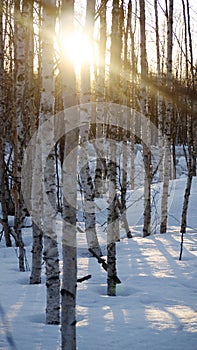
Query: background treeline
xmin=0 ymin=1 xmax=196 ymax=349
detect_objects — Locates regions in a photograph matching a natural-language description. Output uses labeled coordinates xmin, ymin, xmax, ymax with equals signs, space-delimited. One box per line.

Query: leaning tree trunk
xmin=179 ymin=1 xmax=195 ymax=260
xmin=179 ymin=133 xmax=194 ymax=260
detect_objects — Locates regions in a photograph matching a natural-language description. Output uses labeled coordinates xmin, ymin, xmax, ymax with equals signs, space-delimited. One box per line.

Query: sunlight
xmin=167 ymin=305 xmax=197 ymax=333
xmin=145 ymin=305 xmax=197 ymax=333
xmin=145 ymin=306 xmax=176 ymax=330
xmin=60 ymin=31 xmax=94 ymax=73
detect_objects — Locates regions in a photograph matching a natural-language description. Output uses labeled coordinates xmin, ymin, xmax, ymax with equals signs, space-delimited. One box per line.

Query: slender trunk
xmin=179 ymin=145 xmax=193 ymax=261
xmin=14 ymin=0 xmax=27 ymax=271
xmin=130 ymin=3 xmax=136 ymax=189
xmin=107 ymin=0 xmax=121 ymax=296
xmin=30 ymin=224 xmax=43 ymax=284
xmin=80 ymin=0 xmax=102 ymax=256
xmin=160 ymin=0 xmax=173 ymax=234
xmin=39 ymin=0 xmax=60 ymax=324
xmin=139 ymin=0 xmax=151 ymax=237
xmin=94 ymin=0 xmax=107 ymax=198
xmin=154 ymin=0 xmax=164 ymax=182
xmin=60 ymin=1 xmax=78 ymax=348
xmin=107 ymin=155 xmax=119 ymax=296
xmin=0 ymin=3 xmax=12 ymax=247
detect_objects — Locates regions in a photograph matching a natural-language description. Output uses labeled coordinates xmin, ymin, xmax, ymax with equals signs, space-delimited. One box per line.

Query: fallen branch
xmin=89 ymin=248 xmax=121 ymax=284
xmin=77 ymin=275 xmax=92 ymax=283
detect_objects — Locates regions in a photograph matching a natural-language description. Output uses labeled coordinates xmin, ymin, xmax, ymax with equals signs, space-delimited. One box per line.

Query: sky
xmin=74 ymin=0 xmax=197 ymax=71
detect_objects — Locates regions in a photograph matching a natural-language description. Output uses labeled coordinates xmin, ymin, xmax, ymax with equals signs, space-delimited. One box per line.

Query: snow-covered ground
xmin=0 ymin=148 xmax=197 ymax=350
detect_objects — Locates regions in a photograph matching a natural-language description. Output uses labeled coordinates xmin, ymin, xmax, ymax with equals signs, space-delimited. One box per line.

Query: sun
xmin=60 ymin=31 xmax=94 ymax=73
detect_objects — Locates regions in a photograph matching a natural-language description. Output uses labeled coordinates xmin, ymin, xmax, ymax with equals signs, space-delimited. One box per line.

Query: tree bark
xmin=160 ymin=0 xmax=173 ymax=234
xmin=0 ymin=4 xmax=12 ymax=247
xmin=139 ymin=0 xmax=151 ymax=237
xmin=79 ymin=0 xmax=102 ymax=257
xmin=13 ymin=0 xmax=27 ymax=271
xmin=60 ymin=1 xmax=79 ymax=348
xmin=39 ymin=0 xmax=60 ymax=324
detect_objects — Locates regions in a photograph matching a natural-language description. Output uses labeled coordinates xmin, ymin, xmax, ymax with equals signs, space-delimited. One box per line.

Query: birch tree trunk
xmin=120 ymin=0 xmax=132 ymax=238
xmin=186 ymin=0 xmax=196 ymax=175
xmin=179 ymin=127 xmax=194 ymax=260
xmin=154 ymin=0 xmax=164 ymax=182
xmin=38 ymin=0 xmax=60 ymax=324
xmin=13 ymin=0 xmax=27 ymax=271
xmin=139 ymin=0 xmax=151 ymax=237
xmin=94 ymin=0 xmax=107 ymax=198
xmin=0 ymin=3 xmax=12 ymax=247
xmin=160 ymin=0 xmax=173 ymax=234
xmin=179 ymin=0 xmax=195 ymax=260
xmin=79 ymin=0 xmax=102 ymax=257
xmin=130 ymin=1 xmax=136 ymax=189
xmin=60 ymin=1 xmax=79 ymax=348
xmin=107 ymin=0 xmax=121 ymax=296
xmin=24 ymin=0 xmax=44 ymax=286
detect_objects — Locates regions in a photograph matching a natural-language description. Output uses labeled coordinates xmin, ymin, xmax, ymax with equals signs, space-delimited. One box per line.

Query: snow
xmin=1 ymin=147 xmax=197 ymax=349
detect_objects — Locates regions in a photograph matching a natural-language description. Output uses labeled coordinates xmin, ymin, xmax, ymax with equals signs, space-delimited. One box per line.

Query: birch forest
xmin=0 ymin=0 xmax=197 ymax=349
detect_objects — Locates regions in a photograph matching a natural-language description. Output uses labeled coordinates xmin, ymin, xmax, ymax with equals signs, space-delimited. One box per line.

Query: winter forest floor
xmin=0 ymin=158 xmax=197 ymax=349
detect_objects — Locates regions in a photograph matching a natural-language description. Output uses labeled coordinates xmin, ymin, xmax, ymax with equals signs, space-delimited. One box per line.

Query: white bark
xmin=80 ymin=0 xmax=102 ymax=256
xmin=107 ymin=146 xmax=119 ymax=296
xmin=154 ymin=0 xmax=164 ymax=182
xmin=94 ymin=0 xmax=107 ymax=197
xmin=0 ymin=6 xmax=12 ymax=247
xmin=160 ymin=0 xmax=173 ymax=234
xmin=107 ymin=0 xmax=121 ymax=296
xmin=139 ymin=0 xmax=151 ymax=237
xmin=39 ymin=0 xmax=60 ymax=324
xmin=60 ymin=1 xmax=78 ymax=348
xmin=14 ymin=0 xmax=27 ymax=271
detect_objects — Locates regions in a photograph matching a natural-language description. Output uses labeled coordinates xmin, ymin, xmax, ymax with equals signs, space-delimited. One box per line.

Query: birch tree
xmin=154 ymin=0 xmax=164 ymax=182
xmin=60 ymin=1 xmax=79 ymax=348
xmin=79 ymin=0 xmax=102 ymax=257
xmin=40 ymin=0 xmax=60 ymax=325
xmin=107 ymin=0 xmax=121 ymax=296
xmin=179 ymin=0 xmax=195 ymax=260
xmin=139 ymin=0 xmax=151 ymax=237
xmin=94 ymin=0 xmax=107 ymax=197
xmin=13 ymin=0 xmax=28 ymax=271
xmin=0 ymin=1 xmax=12 ymax=247
xmin=160 ymin=0 xmax=173 ymax=234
